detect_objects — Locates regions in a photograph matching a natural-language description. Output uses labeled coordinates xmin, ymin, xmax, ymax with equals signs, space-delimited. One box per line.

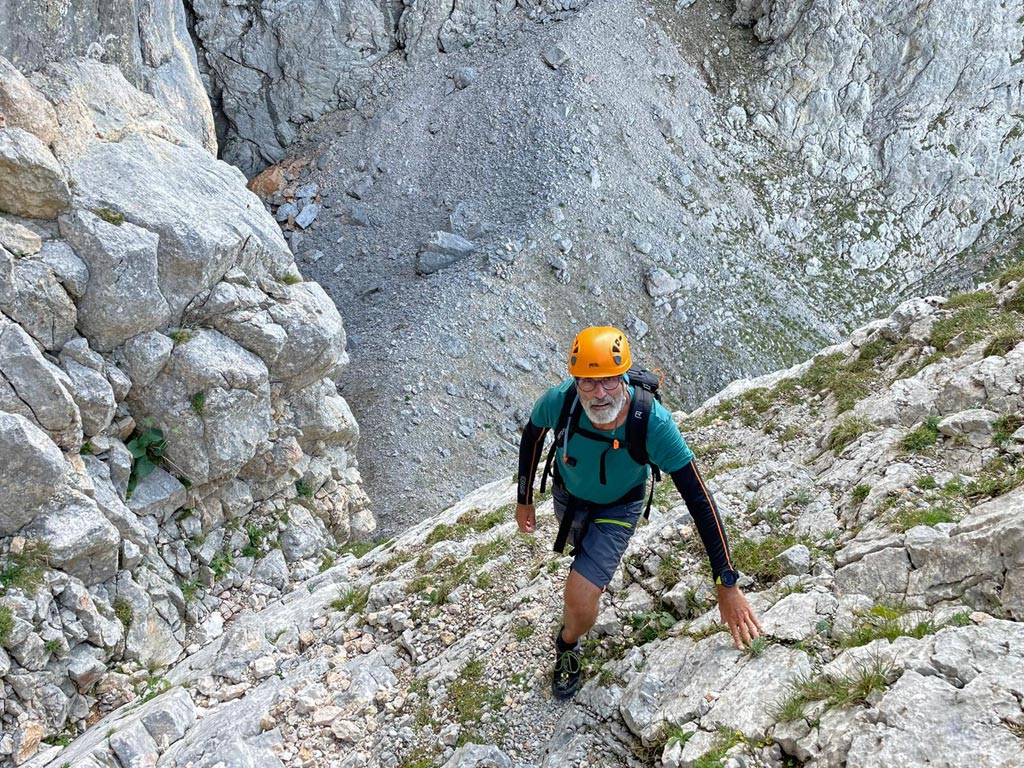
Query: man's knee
xmin=565 ymin=569 xmax=602 ymax=607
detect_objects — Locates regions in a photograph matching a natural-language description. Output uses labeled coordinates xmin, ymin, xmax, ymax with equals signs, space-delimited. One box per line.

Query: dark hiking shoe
xmin=552 ymin=642 xmax=584 ymax=700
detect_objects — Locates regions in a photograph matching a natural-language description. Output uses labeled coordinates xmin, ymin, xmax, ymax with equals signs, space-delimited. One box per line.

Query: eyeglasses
xmin=576 ymin=376 xmax=623 ymax=393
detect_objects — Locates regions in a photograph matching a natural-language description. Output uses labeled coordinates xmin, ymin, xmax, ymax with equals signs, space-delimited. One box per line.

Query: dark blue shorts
xmin=552 ymin=485 xmax=644 ymax=590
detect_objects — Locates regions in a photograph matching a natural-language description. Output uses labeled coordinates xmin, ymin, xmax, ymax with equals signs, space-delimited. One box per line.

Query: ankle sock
xmin=556 ymin=627 xmax=578 ymax=652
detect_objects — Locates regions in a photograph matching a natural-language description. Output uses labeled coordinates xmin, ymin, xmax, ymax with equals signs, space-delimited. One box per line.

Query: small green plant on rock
xmin=113 ymin=597 xmax=134 ymax=629
xmin=0 ymin=606 xmax=14 ymax=644
xmin=449 ymin=658 xmax=503 ymax=732
xmin=135 ymin=676 xmax=172 ymax=703
xmin=168 ymin=329 xmax=193 ymax=346
xmin=295 ymin=479 xmax=314 ymax=499
xmin=840 ymin=603 xmax=938 ymax=647
xmin=0 ymin=541 xmax=50 ymax=596
xmin=994 ymin=414 xmax=1024 ymax=445
xmin=126 ymin=426 xmax=167 ymax=499
xmin=899 ymin=416 xmax=941 ymax=453
xmin=772 ymin=654 xmax=894 ymax=721
xmin=852 ymin=484 xmax=872 ymax=503
xmin=209 ymin=550 xmax=234 ymax=579
xmin=630 ymin=608 xmax=678 ymax=644
xmin=190 ymin=392 xmax=206 ymax=416
xmin=887 ymin=504 xmax=958 ymax=534
xmin=91 ymin=207 xmax=125 ymax=226
xmin=829 ymin=416 xmax=876 ymax=453
xmin=513 ymin=621 xmax=535 ymax=641
xmin=331 ymin=586 xmax=369 ymax=614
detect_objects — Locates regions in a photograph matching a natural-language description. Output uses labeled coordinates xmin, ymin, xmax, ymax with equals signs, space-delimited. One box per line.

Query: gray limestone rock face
xmin=0 ymin=127 xmax=70 ymax=219
xmin=843 ymin=666 xmax=1023 ymax=767
xmin=82 ymin=455 xmax=151 ymax=545
xmin=0 ymin=7 xmax=215 ymax=151
xmin=66 ymin=644 xmax=106 ymax=692
xmin=59 ymin=210 xmax=170 ymax=352
xmin=438 ymin=0 xmax=515 ymax=53
xmin=188 ymin=0 xmax=396 ymax=174
xmin=251 ymin=549 xmax=289 ymax=592
xmin=620 ymin=634 xmax=811 ymax=743
xmin=212 ymin=623 xmax=275 ymax=684
xmin=440 ymin=743 xmax=513 ymax=768
xmin=762 ymin=590 xmax=839 ymax=642
xmin=108 ymin=719 xmax=159 ymax=768
xmin=116 ymin=569 xmax=184 ymax=667
xmin=59 ymin=580 xmax=124 ymax=649
xmin=24 ymin=489 xmax=120 ymax=586
xmin=0 ymin=57 xmax=59 ymax=144
xmin=140 ymin=685 xmax=195 ymax=749
xmin=278 ymin=504 xmax=329 ymax=562
xmin=63 ymin=132 xmax=292 ymax=321
xmin=129 ymin=329 xmax=272 ymax=487
xmin=834 ymin=546 xmax=912 ymax=601
xmin=0 ymin=412 xmax=65 ymax=536
xmin=776 ymin=543 xmax=812 ymax=575
xmin=0 ymin=219 xmax=41 ymax=256
xmin=0 ymin=249 xmax=77 ymax=351
xmin=906 ymin=487 xmax=1024 ymax=618
xmin=37 ymin=239 xmax=89 ymax=298
xmin=264 ymin=282 xmax=349 ymax=390
xmin=194 ymin=279 xmax=348 ymax=392
xmin=128 ymin=466 xmax=187 ymax=522
xmin=287 ymin=377 xmax=360 ymax=450
xmin=734 ymin=0 xmax=1024 ymax=265
xmin=61 ymin=357 xmax=117 ymax=437
xmin=0 ymin=316 xmax=83 ymax=449
xmin=118 ymin=331 xmax=174 ymax=392
xmin=937 ymin=408 xmax=1002 ymax=449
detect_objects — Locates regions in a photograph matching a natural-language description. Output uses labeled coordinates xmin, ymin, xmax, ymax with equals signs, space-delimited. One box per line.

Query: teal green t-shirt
xmin=531 ymin=379 xmax=694 ymax=504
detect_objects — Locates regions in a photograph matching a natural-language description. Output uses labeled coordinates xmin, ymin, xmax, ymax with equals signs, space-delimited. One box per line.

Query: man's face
xmin=576 ymin=376 xmax=626 ymax=426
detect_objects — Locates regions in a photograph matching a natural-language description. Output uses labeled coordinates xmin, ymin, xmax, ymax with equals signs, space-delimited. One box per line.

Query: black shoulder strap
xmin=626 ymin=386 xmax=661 ymax=519
xmin=625 ymin=386 xmax=653 ymax=468
xmin=540 ymin=389 xmax=577 ymax=494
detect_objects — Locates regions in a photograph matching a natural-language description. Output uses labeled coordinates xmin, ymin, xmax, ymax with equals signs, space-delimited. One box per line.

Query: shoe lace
xmin=556 ymin=647 xmax=582 ymax=678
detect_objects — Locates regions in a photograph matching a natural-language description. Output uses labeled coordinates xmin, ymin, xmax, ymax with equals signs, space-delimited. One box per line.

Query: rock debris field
xmin=20 ymin=262 xmax=1024 ymax=768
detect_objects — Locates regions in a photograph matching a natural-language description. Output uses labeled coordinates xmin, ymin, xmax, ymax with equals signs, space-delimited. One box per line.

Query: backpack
xmin=539 ymin=367 xmax=665 ymax=521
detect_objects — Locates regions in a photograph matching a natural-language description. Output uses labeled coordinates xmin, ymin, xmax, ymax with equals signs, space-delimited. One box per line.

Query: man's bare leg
xmin=561 ymin=569 xmax=602 ymax=644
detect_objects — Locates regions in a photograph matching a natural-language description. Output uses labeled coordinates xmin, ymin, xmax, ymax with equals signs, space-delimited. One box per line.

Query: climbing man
xmin=516 ymin=326 xmax=762 ymax=700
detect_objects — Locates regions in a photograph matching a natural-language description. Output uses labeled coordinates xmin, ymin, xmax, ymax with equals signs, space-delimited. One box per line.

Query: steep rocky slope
xmin=261 ymin=0 xmax=1024 ymax=528
xmin=0 ymin=56 xmax=370 ymax=762
xmin=3 ymin=0 xmax=1022 ymax=532
xmin=14 ymin=260 xmax=1024 ymax=767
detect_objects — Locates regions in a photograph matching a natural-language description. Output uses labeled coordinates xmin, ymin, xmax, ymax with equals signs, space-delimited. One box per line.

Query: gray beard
xmin=581 ymin=388 xmax=627 ymax=426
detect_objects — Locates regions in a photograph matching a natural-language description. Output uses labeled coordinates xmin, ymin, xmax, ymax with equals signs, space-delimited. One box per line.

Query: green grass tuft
xmin=887 ymin=505 xmax=958 ymax=533
xmin=900 ymin=416 xmax=941 ymax=453
xmin=331 ymin=586 xmax=369 ymax=614
xmin=830 ymin=416 xmax=876 ymax=453
xmin=0 ymin=541 xmax=51 ymax=596
xmin=0 ymin=605 xmax=13 ymax=644
xmin=771 ymin=655 xmax=893 ymax=721
xmin=113 ymin=597 xmax=134 ymax=629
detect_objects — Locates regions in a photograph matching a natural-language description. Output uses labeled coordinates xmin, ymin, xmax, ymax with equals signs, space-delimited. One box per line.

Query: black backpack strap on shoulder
xmin=625 ymin=385 xmax=661 ymax=519
xmin=625 ymin=386 xmax=653 ymax=467
xmin=540 ymin=389 xmax=578 ymax=495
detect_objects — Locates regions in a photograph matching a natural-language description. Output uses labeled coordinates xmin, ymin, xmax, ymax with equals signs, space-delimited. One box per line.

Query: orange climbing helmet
xmin=568 ymin=326 xmax=632 ymax=377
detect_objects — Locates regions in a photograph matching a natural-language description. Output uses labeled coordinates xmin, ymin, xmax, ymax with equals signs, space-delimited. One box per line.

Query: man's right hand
xmin=515 ymin=503 xmax=536 ymax=534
